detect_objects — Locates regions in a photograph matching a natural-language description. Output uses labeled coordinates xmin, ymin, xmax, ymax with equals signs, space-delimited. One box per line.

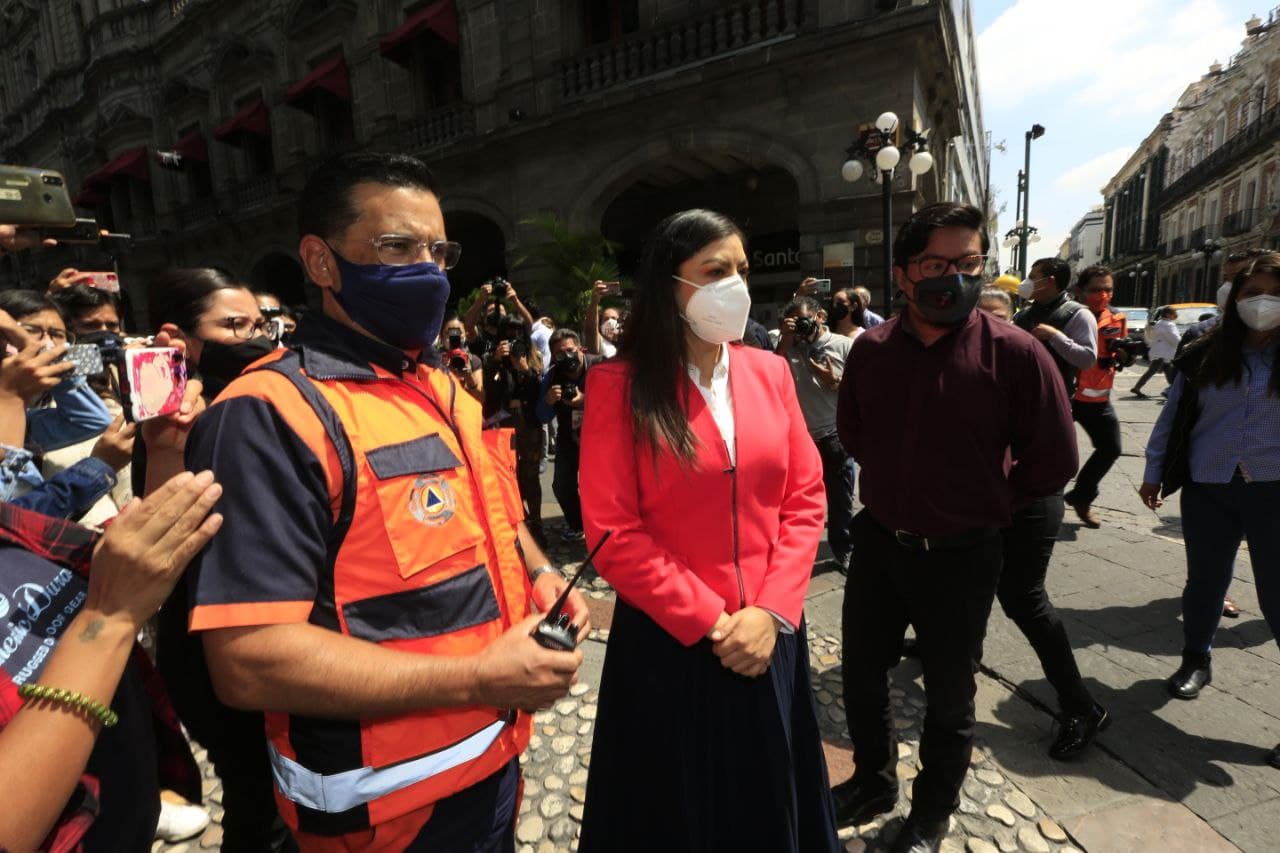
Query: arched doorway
xmin=600 ymin=159 xmax=800 ymax=328
xmin=444 ymin=211 xmax=507 ymax=307
xmin=249 ymin=252 xmax=307 ymax=308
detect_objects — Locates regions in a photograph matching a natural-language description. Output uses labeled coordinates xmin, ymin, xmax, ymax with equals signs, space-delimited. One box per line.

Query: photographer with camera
xmin=439 ymin=315 xmax=484 ymax=402
xmin=464 ymin=277 xmax=534 ymax=343
xmin=777 ymin=295 xmax=856 ymax=573
xmin=585 ymin=280 xmax=624 ymax=358
xmin=484 ymin=314 xmax=548 ymax=544
xmin=537 ymin=329 xmax=599 ymax=542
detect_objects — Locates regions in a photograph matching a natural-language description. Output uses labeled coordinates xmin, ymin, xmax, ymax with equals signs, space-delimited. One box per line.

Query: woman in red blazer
xmin=578 ymin=209 xmax=839 ymax=853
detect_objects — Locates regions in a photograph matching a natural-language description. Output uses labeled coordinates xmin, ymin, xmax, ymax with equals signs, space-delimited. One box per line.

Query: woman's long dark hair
xmin=147 ymin=267 xmax=249 ymax=332
xmin=618 ymin=209 xmax=744 ymax=462
xmin=1193 ymin=251 xmax=1280 ymax=397
xmin=0 ymin=290 xmax=66 ymax=325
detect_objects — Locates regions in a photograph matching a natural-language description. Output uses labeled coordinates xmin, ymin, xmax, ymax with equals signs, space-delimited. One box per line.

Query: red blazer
xmin=580 ymin=344 xmax=826 ymax=646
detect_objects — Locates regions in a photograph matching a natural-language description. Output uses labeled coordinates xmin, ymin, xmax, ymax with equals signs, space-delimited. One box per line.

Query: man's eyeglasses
xmin=909 ymin=254 xmax=987 ymax=278
xmin=367 ymin=235 xmax=462 ymax=269
xmin=20 ymin=324 xmax=70 ymax=344
xmin=209 ymin=316 xmax=271 ymax=340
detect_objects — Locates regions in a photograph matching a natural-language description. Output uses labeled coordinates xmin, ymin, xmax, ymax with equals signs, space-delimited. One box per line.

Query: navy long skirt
xmin=578 ymin=599 xmax=840 ymax=853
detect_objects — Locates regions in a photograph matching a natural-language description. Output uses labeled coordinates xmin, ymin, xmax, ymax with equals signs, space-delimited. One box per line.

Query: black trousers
xmin=1066 ymin=400 xmax=1121 ymax=506
xmin=1131 ymin=358 xmax=1174 ymax=392
xmin=996 ymin=493 xmax=1094 ymax=715
xmin=841 ymin=511 xmax=1002 ymax=823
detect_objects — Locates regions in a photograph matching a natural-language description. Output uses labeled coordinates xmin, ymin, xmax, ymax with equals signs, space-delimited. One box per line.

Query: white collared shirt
xmin=687 ymin=344 xmax=735 ymax=466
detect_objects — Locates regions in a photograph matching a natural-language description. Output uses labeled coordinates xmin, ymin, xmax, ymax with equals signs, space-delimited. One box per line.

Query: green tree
xmin=512 ymin=212 xmax=622 ymax=326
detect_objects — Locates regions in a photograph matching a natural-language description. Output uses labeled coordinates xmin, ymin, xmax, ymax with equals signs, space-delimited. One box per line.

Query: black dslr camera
xmin=552 ymin=350 xmax=582 ymax=402
xmin=499 ymin=316 xmax=528 ymax=359
xmin=793 ymin=315 xmax=819 ymax=341
xmin=490 ymin=277 xmax=510 ymax=300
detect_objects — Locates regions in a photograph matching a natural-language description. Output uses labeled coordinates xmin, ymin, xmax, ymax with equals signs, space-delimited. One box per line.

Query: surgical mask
xmin=198 ymin=336 xmax=276 ymax=398
xmin=1217 ymin=281 xmax=1233 ymax=309
xmin=907 ymin=273 xmax=984 ymax=327
xmin=674 ymin=273 xmax=751 ymax=344
xmin=601 ymin=317 xmax=620 ymax=337
xmin=1085 ymin=291 xmax=1112 ymax=312
xmin=328 ymin=249 xmax=451 ymax=351
xmin=1236 ymin=295 xmax=1280 ymax=332
xmin=1017 ymin=278 xmax=1037 ymax=300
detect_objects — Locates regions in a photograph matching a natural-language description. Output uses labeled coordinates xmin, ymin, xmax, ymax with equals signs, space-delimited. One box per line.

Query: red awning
xmin=214 ymin=98 xmax=270 ymax=142
xmin=174 ymin=128 xmax=209 ymax=162
xmin=81 ymin=146 xmax=151 ymax=189
xmin=379 ymin=0 xmax=458 ymax=67
xmin=285 ymin=56 xmax=351 ymax=107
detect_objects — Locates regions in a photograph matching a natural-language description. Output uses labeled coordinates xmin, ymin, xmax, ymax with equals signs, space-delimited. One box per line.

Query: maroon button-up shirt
xmin=837 ymin=309 xmax=1077 ymax=537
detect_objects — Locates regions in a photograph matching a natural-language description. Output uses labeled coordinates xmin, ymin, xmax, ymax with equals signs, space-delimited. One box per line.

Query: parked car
xmin=1113 ymin=306 xmax=1149 ymax=359
xmin=1168 ymin=302 xmax=1220 ymax=336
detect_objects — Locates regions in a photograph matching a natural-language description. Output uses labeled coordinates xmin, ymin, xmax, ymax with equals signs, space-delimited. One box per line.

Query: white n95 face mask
xmin=1217 ymin=281 xmax=1233 ymax=309
xmin=674 ymin=273 xmax=751 ymax=344
xmin=1017 ymin=278 xmax=1036 ymax=300
xmin=1236 ymin=295 xmax=1280 ymax=332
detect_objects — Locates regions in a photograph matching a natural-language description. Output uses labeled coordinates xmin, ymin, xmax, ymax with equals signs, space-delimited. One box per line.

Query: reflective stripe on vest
xmin=268 ymin=717 xmax=510 ymax=814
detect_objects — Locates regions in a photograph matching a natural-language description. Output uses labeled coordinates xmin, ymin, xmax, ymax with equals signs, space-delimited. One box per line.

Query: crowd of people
xmin=0 ymin=150 xmax=1276 ymax=853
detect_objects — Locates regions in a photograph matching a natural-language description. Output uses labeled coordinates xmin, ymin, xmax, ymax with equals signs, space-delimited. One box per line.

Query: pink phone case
xmin=122 ymin=347 xmax=186 ymax=422
xmin=82 ymin=272 xmax=120 ymax=293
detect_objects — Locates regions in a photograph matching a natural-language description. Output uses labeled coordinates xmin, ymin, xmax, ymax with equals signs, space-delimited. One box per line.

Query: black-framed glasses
xmin=209 ymin=316 xmax=270 ymax=340
xmin=20 ymin=323 xmax=70 ymax=344
xmin=909 ymin=254 xmax=987 ymax=278
xmin=367 ymin=235 xmax=462 ymax=269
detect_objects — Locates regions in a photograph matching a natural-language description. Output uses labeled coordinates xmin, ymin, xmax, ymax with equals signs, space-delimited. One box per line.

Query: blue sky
xmin=974 ymin=0 xmax=1267 ymax=268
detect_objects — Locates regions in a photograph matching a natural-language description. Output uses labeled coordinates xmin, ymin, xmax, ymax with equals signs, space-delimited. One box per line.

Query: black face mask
xmin=198 ymin=336 xmax=276 ymax=398
xmin=828 ymin=300 xmax=850 ymax=325
xmin=908 ymin=274 xmax=984 ymax=327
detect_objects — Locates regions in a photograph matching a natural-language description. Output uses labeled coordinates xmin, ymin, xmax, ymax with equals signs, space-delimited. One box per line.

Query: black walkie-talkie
xmin=533 ymin=530 xmax=612 ymax=651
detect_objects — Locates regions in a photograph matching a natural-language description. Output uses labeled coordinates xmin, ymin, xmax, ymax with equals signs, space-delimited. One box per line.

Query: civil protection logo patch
xmin=409 ymin=474 xmax=456 ymax=527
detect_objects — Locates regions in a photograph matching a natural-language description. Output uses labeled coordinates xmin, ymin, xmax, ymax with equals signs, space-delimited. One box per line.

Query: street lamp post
xmin=1191 ymin=237 xmax=1224 ymax=301
xmin=1019 ymin=124 xmax=1046 ymax=278
xmin=841 ymin=111 xmax=933 ymax=317
xmin=1003 ymin=224 xmax=1040 ymax=276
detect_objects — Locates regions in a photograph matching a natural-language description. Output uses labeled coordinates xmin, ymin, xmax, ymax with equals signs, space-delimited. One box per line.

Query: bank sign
xmin=749 ymin=231 xmax=801 ymax=273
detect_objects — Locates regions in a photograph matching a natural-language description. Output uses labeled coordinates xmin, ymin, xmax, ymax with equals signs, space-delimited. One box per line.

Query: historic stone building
xmin=1152 ymin=10 xmax=1280 ymax=303
xmin=0 ymin=0 xmax=987 ymax=326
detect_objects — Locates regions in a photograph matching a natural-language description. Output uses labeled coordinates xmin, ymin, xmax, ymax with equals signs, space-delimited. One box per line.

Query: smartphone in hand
xmin=117 ymin=347 xmax=186 ymax=422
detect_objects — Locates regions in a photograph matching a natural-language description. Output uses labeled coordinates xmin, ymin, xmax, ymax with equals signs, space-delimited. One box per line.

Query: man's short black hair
xmin=52 ymin=283 xmax=119 ymax=320
xmin=783 ymin=296 xmax=822 ymax=318
xmin=893 ymin=202 xmax=990 ymax=269
xmin=549 ymin=328 xmax=580 ymax=349
xmin=1075 ymin=265 xmax=1113 ymax=290
xmin=297 ymin=152 xmax=440 ymax=241
xmin=1030 ymin=257 xmax=1071 ymax=292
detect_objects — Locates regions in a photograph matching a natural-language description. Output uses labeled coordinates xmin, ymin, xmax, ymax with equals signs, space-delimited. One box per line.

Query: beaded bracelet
xmin=18 ymin=683 xmax=119 ymax=728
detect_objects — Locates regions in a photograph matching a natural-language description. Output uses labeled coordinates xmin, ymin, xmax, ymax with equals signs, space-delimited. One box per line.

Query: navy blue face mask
xmin=327 ymin=248 xmax=451 ymax=351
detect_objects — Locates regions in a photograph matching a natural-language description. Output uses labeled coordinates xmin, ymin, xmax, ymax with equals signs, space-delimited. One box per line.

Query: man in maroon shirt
xmin=832 ymin=203 xmax=1077 ymax=853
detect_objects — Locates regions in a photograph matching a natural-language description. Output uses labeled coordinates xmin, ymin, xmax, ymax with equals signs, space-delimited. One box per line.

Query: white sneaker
xmin=154 ymin=799 xmax=211 ymax=842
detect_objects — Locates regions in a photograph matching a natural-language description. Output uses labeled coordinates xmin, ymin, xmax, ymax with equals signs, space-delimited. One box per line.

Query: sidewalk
xmin=162 ymin=377 xmax=1279 ymax=851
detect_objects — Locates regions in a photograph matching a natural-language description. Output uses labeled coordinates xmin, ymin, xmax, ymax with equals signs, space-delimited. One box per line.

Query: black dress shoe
xmin=1168 ymin=653 xmax=1212 ymax=699
xmin=888 ymin=816 xmax=948 ymax=853
xmin=1050 ymin=702 xmax=1110 ymax=760
xmin=832 ymin=778 xmax=898 ymax=827
xmin=1267 ymin=743 xmax=1280 ymax=770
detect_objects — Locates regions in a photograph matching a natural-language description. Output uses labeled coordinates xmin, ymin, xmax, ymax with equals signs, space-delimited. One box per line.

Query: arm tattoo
xmin=78 ymin=618 xmax=104 ymax=643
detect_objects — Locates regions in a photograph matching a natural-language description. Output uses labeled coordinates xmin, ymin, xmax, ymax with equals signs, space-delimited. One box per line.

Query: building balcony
xmin=557 ymin=0 xmax=803 ymax=100
xmin=87 ymin=4 xmax=154 ymax=57
xmin=230 ymin=174 xmax=281 ymax=212
xmin=1222 ymin=208 xmax=1265 ymax=237
xmin=174 ymin=197 xmax=218 ymax=230
xmin=387 ymin=103 xmax=476 ymax=156
xmin=1160 ymin=100 xmax=1280 ymax=204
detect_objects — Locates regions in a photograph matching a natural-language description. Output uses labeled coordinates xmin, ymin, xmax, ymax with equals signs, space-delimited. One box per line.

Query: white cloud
xmin=1054 ymin=147 xmax=1132 ymax=194
xmin=978 ymin=0 xmax=1243 ymax=116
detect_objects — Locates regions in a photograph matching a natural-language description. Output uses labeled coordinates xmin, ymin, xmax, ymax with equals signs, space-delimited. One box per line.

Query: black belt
xmin=875 ymin=519 xmax=998 ymax=552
